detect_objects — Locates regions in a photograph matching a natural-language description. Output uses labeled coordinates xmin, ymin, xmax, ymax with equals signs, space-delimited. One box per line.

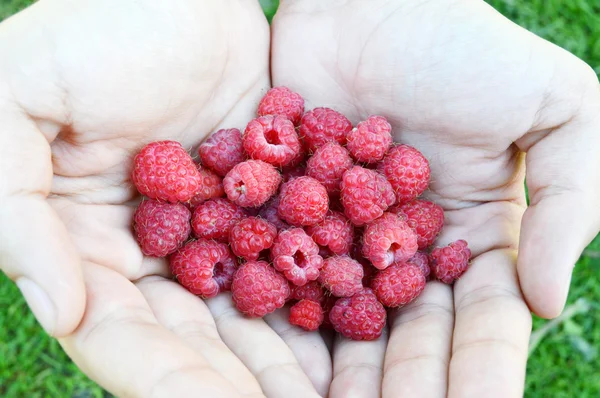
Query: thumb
xmin=0 ymin=104 xmax=86 ymax=337
xmin=517 ymin=60 xmax=600 ymax=319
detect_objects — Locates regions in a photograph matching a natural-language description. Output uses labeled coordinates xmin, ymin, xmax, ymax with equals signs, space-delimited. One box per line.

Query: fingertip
xmin=518 ymin=264 xmax=571 ymax=319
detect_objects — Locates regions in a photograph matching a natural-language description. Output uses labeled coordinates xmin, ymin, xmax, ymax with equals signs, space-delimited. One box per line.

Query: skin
xmin=0 ymin=0 xmax=598 ymax=397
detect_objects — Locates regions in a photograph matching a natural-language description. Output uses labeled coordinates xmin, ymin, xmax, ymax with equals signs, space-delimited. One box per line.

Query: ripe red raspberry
xmin=378 ymin=144 xmax=430 ymax=204
xmin=229 ymin=217 xmax=277 ymax=261
xmin=318 ymin=255 xmax=364 ymax=297
xmin=340 ymin=166 xmax=395 ymax=226
xmin=407 ymin=251 xmax=431 ymax=279
xmin=306 ymin=142 xmax=353 ymax=195
xmin=231 ymin=260 xmax=290 ymax=317
xmin=278 ymin=176 xmax=329 ymax=226
xmin=132 ymin=140 xmax=201 ymax=203
xmin=371 ymin=262 xmax=426 ymax=307
xmin=329 ymin=288 xmax=387 ymax=341
xmin=192 ymin=198 xmax=246 ymax=242
xmin=190 ymin=165 xmax=224 ymax=207
xmin=289 ymin=300 xmax=324 ymax=331
xmin=362 ymin=213 xmax=418 ymax=270
xmin=299 ymin=107 xmax=352 ymax=152
xmin=430 ymin=240 xmax=472 ymax=284
xmin=289 ymin=281 xmax=325 ymax=302
xmin=258 ymin=196 xmax=290 ymax=231
xmin=223 ymin=159 xmax=281 ymax=207
xmin=170 ymin=239 xmax=237 ymax=298
xmin=133 ymin=199 xmax=191 ymax=257
xmin=305 ymin=211 xmax=354 ymax=256
xmin=391 ymin=200 xmax=444 ymax=249
xmin=257 ymin=86 xmax=305 ymax=126
xmin=271 ymin=228 xmax=323 ymax=286
xmin=346 ymin=116 xmax=393 ymax=163
xmin=198 ymin=128 xmax=245 ymax=177
xmin=244 ymin=116 xmax=302 ymax=167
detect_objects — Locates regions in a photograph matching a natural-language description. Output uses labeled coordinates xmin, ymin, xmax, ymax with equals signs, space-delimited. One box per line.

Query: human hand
xmin=272 ymin=0 xmax=600 ymax=396
xmin=0 ymin=0 xmax=330 ymax=396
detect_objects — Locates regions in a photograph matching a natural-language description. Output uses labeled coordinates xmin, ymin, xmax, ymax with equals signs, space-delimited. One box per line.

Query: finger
xmin=0 ymin=108 xmax=85 ymax=336
xmin=264 ymin=307 xmax=333 ymax=396
xmin=329 ymin=327 xmax=388 ymax=398
xmin=383 ymin=282 xmax=453 ymax=398
xmin=59 ymin=263 xmax=242 ymax=398
xmin=136 ymin=276 xmax=263 ymax=397
xmin=207 ymin=294 xmax=322 ymax=398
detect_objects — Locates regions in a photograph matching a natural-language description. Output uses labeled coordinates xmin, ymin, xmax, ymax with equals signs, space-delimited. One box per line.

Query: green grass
xmin=1 ymin=0 xmax=599 ymax=396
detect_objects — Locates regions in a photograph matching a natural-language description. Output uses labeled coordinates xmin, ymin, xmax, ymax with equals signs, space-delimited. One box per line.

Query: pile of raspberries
xmin=131 ymin=87 xmax=471 ymax=341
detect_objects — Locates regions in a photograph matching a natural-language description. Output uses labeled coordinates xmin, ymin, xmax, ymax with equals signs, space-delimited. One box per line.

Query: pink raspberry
xmin=223 ymin=159 xmax=281 ymax=207
xmin=192 ymin=198 xmax=246 ymax=242
xmin=362 ymin=213 xmax=418 ymax=270
xmin=299 ymin=107 xmax=352 ymax=152
xmin=391 ymin=199 xmax=444 ymax=249
xmin=190 ymin=165 xmax=224 ymax=207
xmin=430 ymin=240 xmax=472 ymax=284
xmin=271 ymin=228 xmax=323 ymax=286
xmin=278 ymin=176 xmax=329 ymax=226
xmin=306 ymin=142 xmax=353 ymax=195
xmin=231 ymin=260 xmax=290 ymax=317
xmin=407 ymin=251 xmax=431 ymax=279
xmin=170 ymin=239 xmax=237 ymax=298
xmin=289 ymin=281 xmax=325 ymax=302
xmin=318 ymin=255 xmax=364 ymax=297
xmin=371 ymin=262 xmax=426 ymax=307
xmin=289 ymin=300 xmax=324 ymax=331
xmin=258 ymin=196 xmax=290 ymax=231
xmin=378 ymin=144 xmax=430 ymax=204
xmin=244 ymin=115 xmax=302 ymax=167
xmin=305 ymin=211 xmax=354 ymax=256
xmin=340 ymin=166 xmax=396 ymax=226
xmin=347 ymin=116 xmax=393 ymax=163
xmin=133 ymin=199 xmax=191 ymax=257
xmin=198 ymin=128 xmax=245 ymax=177
xmin=329 ymin=288 xmax=387 ymax=341
xmin=229 ymin=217 xmax=277 ymax=261
xmin=132 ymin=140 xmax=201 ymax=203
xmin=257 ymin=86 xmax=305 ymax=126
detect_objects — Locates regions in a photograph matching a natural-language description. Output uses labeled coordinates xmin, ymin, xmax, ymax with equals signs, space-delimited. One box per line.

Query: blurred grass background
xmin=1 ymin=0 xmax=599 ymax=396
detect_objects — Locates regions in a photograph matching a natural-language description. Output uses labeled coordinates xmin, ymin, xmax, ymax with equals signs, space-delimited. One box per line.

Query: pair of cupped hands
xmin=1 ymin=0 xmax=599 ymax=397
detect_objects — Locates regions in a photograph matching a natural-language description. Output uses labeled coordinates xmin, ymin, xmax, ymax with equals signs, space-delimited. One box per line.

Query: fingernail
xmin=16 ymin=277 xmax=56 ymax=335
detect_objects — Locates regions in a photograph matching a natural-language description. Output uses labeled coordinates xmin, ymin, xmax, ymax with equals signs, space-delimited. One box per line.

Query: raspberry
xmin=229 ymin=217 xmax=277 ymax=261
xmin=305 ymin=211 xmax=354 ymax=256
xmin=170 ymin=239 xmax=237 ymax=298
xmin=244 ymin=115 xmax=302 ymax=167
xmin=198 ymin=128 xmax=245 ymax=177
xmin=133 ymin=199 xmax=191 ymax=257
xmin=132 ymin=140 xmax=201 ymax=203
xmin=340 ymin=166 xmax=395 ymax=226
xmin=223 ymin=159 xmax=281 ymax=207
xmin=306 ymin=142 xmax=353 ymax=195
xmin=271 ymin=228 xmax=323 ymax=286
xmin=282 ymin=163 xmax=306 ymax=184
xmin=289 ymin=281 xmax=325 ymax=302
xmin=190 ymin=165 xmax=224 ymax=207
xmin=371 ymin=262 xmax=426 ymax=307
xmin=299 ymin=107 xmax=352 ymax=152
xmin=320 ymin=294 xmax=337 ymax=329
xmin=378 ymin=144 xmax=430 ymax=204
xmin=347 ymin=116 xmax=392 ymax=163
xmin=391 ymin=200 xmax=444 ymax=249
xmin=191 ymin=198 xmax=246 ymax=242
xmin=257 ymin=86 xmax=305 ymax=126
xmin=289 ymin=300 xmax=324 ymax=331
xmin=407 ymin=251 xmax=431 ymax=279
xmin=430 ymin=240 xmax=471 ymax=284
xmin=231 ymin=260 xmax=290 ymax=317
xmin=278 ymin=176 xmax=329 ymax=226
xmin=258 ymin=196 xmax=290 ymax=231
xmin=362 ymin=213 xmax=418 ymax=270
xmin=318 ymin=255 xmax=364 ymax=297
xmin=329 ymin=288 xmax=386 ymax=341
